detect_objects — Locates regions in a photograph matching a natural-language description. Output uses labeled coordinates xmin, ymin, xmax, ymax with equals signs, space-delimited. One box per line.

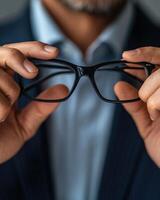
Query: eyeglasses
xmin=19 ymin=59 xmax=155 ymax=104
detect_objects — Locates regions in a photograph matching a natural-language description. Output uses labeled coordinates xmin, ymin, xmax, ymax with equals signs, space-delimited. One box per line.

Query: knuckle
xmin=138 ymin=88 xmax=147 ymax=102
xmin=0 ymin=104 xmax=10 ymax=122
xmin=137 ymin=47 xmax=153 ymax=55
xmin=147 ymin=46 xmax=155 ymax=51
xmin=15 ymin=84 xmax=21 ymax=97
xmin=2 ymin=44 xmax=10 ymax=48
xmin=0 ymin=71 xmax=21 ymax=102
xmin=0 ymin=70 xmax=5 ymax=79
xmin=32 ymin=41 xmax=44 ymax=47
xmin=136 ymin=48 xmax=144 ymax=54
xmin=10 ymin=85 xmax=21 ymax=102
xmin=141 ymin=46 xmax=157 ymax=63
xmin=7 ymin=48 xmax=22 ymax=58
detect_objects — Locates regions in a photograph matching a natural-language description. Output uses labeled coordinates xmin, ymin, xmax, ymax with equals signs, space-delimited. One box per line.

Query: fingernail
xmin=150 ymin=116 xmax=155 ymax=121
xmin=44 ymin=45 xmax=58 ymax=53
xmin=23 ymin=60 xmax=38 ymax=73
xmin=150 ymin=112 xmax=160 ymax=121
xmin=0 ymin=118 xmax=6 ymax=123
xmin=123 ymin=49 xmax=138 ymax=57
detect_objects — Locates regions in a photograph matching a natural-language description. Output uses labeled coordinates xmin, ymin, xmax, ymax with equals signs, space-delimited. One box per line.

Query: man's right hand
xmin=0 ymin=41 xmax=68 ymax=164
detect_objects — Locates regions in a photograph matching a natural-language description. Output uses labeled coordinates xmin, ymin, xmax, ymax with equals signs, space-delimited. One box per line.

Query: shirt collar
xmin=31 ymin=0 xmax=134 ymax=54
xmin=31 ymin=0 xmax=65 ymax=44
xmin=87 ymin=2 xmax=134 ymax=56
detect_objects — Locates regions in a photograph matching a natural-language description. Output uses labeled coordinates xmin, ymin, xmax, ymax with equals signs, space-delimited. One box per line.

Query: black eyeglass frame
xmin=19 ymin=59 xmax=155 ymax=104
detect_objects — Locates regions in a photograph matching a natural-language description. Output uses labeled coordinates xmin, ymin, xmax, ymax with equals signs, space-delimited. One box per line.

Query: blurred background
xmin=0 ymin=0 xmax=160 ymax=24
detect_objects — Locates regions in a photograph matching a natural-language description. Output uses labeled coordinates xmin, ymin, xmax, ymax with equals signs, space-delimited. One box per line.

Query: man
xmin=0 ymin=0 xmax=160 ymax=199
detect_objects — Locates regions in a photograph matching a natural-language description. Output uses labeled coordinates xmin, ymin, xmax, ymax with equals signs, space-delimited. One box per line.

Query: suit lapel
xmin=98 ymin=5 xmax=160 ymax=200
xmin=14 ymin=127 xmax=53 ymax=200
xmin=98 ymin=105 xmax=143 ymax=200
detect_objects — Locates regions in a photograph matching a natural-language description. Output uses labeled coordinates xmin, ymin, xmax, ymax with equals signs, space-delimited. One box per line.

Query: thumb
xmin=114 ymin=81 xmax=152 ymax=139
xmin=17 ymin=84 xmax=68 ymax=140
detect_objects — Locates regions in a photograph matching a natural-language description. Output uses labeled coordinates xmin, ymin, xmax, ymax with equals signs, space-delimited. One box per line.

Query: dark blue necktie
xmin=91 ymin=42 xmax=117 ymax=65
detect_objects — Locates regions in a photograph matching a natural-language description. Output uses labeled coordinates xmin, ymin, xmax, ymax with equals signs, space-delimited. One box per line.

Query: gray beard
xmin=59 ymin=0 xmax=124 ymax=15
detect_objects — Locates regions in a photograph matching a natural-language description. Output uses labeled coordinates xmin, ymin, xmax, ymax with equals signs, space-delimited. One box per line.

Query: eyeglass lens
xmin=23 ymin=63 xmax=76 ymax=101
xmin=94 ymin=62 xmax=146 ymax=101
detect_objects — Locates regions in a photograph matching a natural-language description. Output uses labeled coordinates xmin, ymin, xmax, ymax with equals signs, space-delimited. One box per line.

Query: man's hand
xmin=115 ymin=47 xmax=160 ymax=167
xmin=0 ymin=41 xmax=68 ymax=164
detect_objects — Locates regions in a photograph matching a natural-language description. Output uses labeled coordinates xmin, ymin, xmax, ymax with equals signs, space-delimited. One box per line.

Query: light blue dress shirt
xmin=31 ymin=1 xmax=134 ymax=200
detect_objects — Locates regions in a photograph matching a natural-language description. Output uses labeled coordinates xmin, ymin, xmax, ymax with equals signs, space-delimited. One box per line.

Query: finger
xmin=139 ymin=68 xmax=160 ymax=102
xmin=17 ymin=85 xmax=68 ymax=140
xmin=114 ymin=81 xmax=152 ymax=139
xmin=0 ymin=91 xmax=12 ymax=122
xmin=147 ymin=87 xmax=160 ymax=121
xmin=124 ymin=63 xmax=147 ymax=81
xmin=122 ymin=47 xmax=160 ymax=64
xmin=0 ymin=47 xmax=38 ymax=79
xmin=4 ymin=41 xmax=59 ymax=60
xmin=0 ymin=69 xmax=20 ymax=104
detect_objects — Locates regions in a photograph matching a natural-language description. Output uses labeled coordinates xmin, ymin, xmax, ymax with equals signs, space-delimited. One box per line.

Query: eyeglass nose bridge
xmin=77 ymin=66 xmax=94 ymax=77
xmin=77 ymin=66 xmax=103 ymax=100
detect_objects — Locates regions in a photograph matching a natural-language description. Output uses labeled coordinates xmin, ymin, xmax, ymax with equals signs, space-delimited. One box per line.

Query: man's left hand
xmin=115 ymin=47 xmax=160 ymax=167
